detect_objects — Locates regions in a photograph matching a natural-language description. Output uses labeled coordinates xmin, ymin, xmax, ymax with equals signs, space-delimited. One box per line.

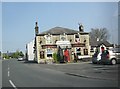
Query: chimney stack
xmin=35 ymin=21 xmax=39 ymax=35
xmin=78 ymin=23 xmax=84 ymax=32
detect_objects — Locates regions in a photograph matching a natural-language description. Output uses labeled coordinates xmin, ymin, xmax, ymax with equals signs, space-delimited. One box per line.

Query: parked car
xmin=18 ymin=57 xmax=23 ymax=61
xmin=100 ymin=49 xmax=120 ymax=65
xmin=92 ymin=52 xmax=102 ymax=64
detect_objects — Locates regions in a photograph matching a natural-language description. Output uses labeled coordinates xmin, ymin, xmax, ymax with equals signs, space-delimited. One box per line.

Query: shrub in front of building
xmin=52 ymin=52 xmax=58 ymax=63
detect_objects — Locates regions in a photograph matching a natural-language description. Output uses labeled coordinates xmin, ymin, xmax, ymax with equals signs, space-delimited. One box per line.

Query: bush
xmin=2 ymin=53 xmax=10 ymax=59
xmin=52 ymin=53 xmax=58 ymax=63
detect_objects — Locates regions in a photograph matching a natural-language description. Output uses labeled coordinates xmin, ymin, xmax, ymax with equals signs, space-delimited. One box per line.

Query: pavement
xmin=36 ymin=61 xmax=118 ymax=81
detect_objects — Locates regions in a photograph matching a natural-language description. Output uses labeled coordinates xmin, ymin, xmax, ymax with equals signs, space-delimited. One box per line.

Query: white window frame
xmin=60 ymin=33 xmax=67 ymax=41
xmin=74 ymin=33 xmax=80 ymax=43
xmin=45 ymin=34 xmax=53 ymax=44
xmin=46 ymin=48 xmax=53 ymax=59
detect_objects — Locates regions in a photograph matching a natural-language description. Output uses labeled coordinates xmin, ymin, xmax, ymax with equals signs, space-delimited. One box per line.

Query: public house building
xmin=34 ymin=22 xmax=90 ymax=63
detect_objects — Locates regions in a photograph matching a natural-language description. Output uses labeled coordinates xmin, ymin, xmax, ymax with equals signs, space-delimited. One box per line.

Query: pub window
xmin=47 ymin=48 xmax=53 ymax=58
xmin=60 ymin=35 xmax=66 ymax=41
xmin=60 ymin=33 xmax=67 ymax=41
xmin=40 ymin=51 xmax=45 ymax=59
xmin=90 ymin=47 xmax=94 ymax=52
xmin=90 ymin=47 xmax=93 ymax=50
xmin=40 ymin=41 xmax=42 ymax=44
xmin=47 ymin=54 xmax=52 ymax=57
xmin=75 ymin=34 xmax=79 ymax=38
xmin=75 ymin=34 xmax=80 ymax=43
xmin=46 ymin=34 xmax=52 ymax=44
xmin=84 ymin=49 xmax=88 ymax=55
xmin=76 ymin=48 xmax=81 ymax=55
xmin=77 ymin=48 xmax=81 ymax=51
xmin=70 ymin=39 xmax=72 ymax=42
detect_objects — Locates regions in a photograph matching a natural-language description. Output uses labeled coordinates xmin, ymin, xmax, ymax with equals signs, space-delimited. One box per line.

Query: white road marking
xmin=8 ymin=71 xmax=10 ymax=77
xmin=9 ymin=80 xmax=17 ymax=89
xmin=8 ymin=64 xmax=17 ymax=89
xmin=8 ymin=65 xmax=10 ymax=77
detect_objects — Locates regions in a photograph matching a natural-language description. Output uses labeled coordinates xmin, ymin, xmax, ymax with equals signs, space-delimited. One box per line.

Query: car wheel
xmin=111 ymin=59 xmax=117 ymax=65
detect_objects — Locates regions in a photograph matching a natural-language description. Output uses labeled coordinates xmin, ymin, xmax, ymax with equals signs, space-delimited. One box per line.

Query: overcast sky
xmin=1 ymin=1 xmax=119 ymax=53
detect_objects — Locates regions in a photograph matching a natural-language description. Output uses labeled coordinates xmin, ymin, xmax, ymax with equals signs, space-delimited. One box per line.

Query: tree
xmin=11 ymin=52 xmax=18 ymax=58
xmin=2 ymin=53 xmax=9 ymax=59
xmin=89 ymin=28 xmax=109 ymax=41
xmin=11 ymin=51 xmax=24 ymax=58
xmin=19 ymin=51 xmax=24 ymax=57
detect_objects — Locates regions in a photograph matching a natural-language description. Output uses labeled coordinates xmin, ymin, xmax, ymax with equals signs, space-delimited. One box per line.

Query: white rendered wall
xmin=27 ymin=40 xmax=34 ymax=61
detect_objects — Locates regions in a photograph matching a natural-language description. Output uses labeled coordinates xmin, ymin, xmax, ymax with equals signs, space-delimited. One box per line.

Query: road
xmin=2 ymin=59 xmax=119 ymax=88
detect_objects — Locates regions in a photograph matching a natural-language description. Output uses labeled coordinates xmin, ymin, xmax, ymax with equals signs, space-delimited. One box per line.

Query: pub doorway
xmin=56 ymin=41 xmax=71 ymax=63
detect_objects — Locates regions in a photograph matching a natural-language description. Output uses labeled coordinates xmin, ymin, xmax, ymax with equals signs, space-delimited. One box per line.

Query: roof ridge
xmin=40 ymin=26 xmax=79 ymax=34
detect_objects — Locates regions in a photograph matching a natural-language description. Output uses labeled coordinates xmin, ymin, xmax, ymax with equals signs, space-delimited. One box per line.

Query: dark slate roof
xmin=97 ymin=41 xmax=114 ymax=47
xmin=37 ymin=27 xmax=89 ymax=35
xmin=90 ymin=40 xmax=113 ymax=47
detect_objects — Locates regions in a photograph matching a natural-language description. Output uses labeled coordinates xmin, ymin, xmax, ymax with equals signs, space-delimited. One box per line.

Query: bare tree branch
xmin=90 ymin=28 xmax=110 ymax=41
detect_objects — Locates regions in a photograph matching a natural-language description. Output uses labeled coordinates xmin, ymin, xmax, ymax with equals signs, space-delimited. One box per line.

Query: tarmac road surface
xmin=2 ymin=59 xmax=119 ymax=88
